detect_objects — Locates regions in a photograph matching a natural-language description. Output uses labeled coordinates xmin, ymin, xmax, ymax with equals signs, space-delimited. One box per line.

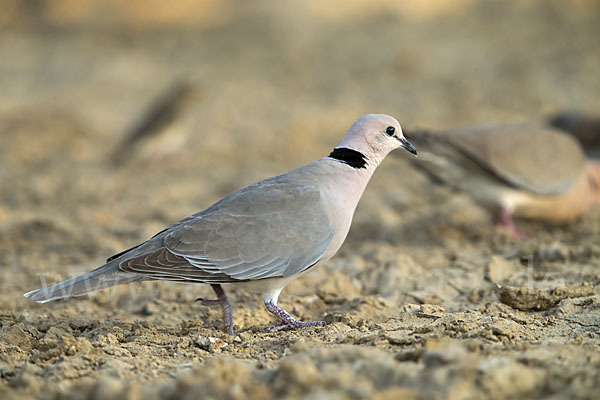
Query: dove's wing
xmin=446 ymin=124 xmax=586 ymax=196
xmin=118 ymin=181 xmax=335 ymax=282
xmin=409 ymin=124 xmax=586 ymax=196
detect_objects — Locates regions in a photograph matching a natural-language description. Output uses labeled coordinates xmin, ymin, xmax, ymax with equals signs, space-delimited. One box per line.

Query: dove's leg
xmin=196 ymin=284 xmax=234 ymax=336
xmin=494 ymin=205 xmax=523 ymax=239
xmin=264 ymin=300 xmax=326 ymax=332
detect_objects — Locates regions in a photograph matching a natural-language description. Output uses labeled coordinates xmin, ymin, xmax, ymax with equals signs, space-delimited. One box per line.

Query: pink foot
xmin=493 ymin=206 xmax=524 ymax=239
xmin=264 ymin=301 xmax=326 ymax=332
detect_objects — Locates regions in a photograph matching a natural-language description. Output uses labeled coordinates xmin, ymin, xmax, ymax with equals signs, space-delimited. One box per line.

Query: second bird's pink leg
xmin=494 ymin=205 xmax=523 ymax=239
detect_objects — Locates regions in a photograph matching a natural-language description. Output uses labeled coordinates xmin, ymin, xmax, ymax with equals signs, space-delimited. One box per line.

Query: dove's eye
xmin=385 ymin=126 xmax=395 ymax=136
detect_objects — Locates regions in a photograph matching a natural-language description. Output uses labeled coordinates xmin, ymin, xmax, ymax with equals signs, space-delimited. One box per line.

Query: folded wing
xmin=119 ymin=182 xmax=334 ymax=282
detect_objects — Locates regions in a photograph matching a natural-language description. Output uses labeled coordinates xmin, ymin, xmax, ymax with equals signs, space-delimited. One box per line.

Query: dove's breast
xmin=233 ymin=158 xmax=375 ymax=295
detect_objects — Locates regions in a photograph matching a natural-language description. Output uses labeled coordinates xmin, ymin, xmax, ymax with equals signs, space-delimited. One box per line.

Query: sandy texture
xmin=1 ymin=1 xmax=599 ymax=399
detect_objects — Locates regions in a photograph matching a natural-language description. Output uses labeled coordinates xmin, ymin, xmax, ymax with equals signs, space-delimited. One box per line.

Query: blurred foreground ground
xmin=1 ymin=1 xmax=600 ymax=399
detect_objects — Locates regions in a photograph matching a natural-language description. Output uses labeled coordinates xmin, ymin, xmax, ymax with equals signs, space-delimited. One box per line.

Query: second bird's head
xmin=338 ymin=114 xmax=417 ymax=164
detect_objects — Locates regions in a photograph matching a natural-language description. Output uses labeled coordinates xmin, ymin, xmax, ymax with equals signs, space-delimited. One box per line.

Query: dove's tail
xmin=403 ymin=128 xmax=441 ymax=150
xmin=23 ymin=261 xmax=144 ymax=303
xmin=401 ymin=128 xmax=476 ymax=187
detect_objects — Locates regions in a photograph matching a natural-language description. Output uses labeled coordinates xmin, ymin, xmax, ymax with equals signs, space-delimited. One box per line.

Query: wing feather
xmin=117 ymin=180 xmax=334 ymax=283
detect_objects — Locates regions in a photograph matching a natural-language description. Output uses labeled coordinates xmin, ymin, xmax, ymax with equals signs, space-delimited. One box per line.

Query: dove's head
xmin=338 ymin=114 xmax=417 ymax=165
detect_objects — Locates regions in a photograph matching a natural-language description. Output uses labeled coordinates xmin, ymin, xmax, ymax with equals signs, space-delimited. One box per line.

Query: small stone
xmin=0 ymin=323 xmax=34 ymax=351
xmin=497 ymin=286 xmax=561 ymax=311
xmin=16 ymin=312 xmax=31 ymax=324
xmin=142 ymin=302 xmax=159 ymax=315
xmin=195 ymin=336 xmax=214 ymax=351
xmin=237 ymin=330 xmax=254 ymax=342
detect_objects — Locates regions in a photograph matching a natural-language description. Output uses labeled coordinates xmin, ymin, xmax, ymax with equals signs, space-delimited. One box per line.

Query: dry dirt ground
xmin=1 ymin=1 xmax=600 ymax=399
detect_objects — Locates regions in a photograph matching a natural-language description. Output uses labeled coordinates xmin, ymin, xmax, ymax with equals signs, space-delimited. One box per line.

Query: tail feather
xmin=23 ymin=262 xmax=143 ymax=303
xmin=403 ymin=128 xmax=440 ymax=150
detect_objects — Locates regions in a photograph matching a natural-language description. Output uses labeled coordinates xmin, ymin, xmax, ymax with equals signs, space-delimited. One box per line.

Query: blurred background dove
xmin=111 ymin=80 xmax=202 ymax=166
xmin=405 ymin=124 xmax=600 ymax=237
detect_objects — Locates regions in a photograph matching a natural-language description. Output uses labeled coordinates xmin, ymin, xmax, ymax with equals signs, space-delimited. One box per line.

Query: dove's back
xmin=409 ymin=124 xmax=586 ymax=196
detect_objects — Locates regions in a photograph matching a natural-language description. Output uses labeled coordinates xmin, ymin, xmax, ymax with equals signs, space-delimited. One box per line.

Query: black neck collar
xmin=328 ymin=147 xmax=368 ymax=169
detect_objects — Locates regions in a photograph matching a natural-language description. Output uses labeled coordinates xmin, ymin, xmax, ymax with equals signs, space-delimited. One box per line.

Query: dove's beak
xmin=396 ymin=136 xmax=417 ymax=156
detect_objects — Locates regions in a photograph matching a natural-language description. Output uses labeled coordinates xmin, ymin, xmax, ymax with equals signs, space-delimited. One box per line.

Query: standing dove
xmin=405 ymin=123 xmax=600 ymax=237
xmin=24 ymin=114 xmax=417 ymax=335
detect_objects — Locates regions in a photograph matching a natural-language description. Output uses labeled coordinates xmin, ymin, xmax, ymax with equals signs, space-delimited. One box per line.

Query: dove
xmin=405 ymin=123 xmax=600 ymax=237
xmin=24 ymin=114 xmax=417 ymax=335
xmin=112 ymin=81 xmax=200 ymax=165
